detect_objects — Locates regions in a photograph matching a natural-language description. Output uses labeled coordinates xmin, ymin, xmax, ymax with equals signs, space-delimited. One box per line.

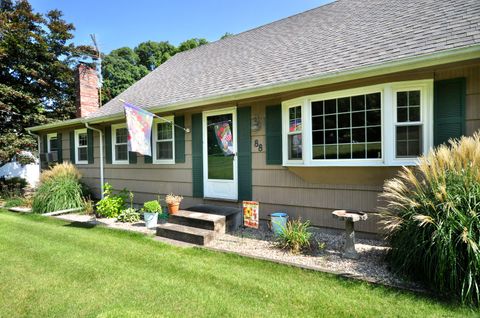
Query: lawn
xmin=0 ymin=210 xmax=475 ymax=317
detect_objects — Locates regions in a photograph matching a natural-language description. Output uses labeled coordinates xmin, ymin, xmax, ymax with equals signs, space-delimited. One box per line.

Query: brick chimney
xmin=76 ymin=64 xmax=99 ymax=118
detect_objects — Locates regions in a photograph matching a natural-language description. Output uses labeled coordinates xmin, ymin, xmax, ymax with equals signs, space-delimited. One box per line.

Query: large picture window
xmin=282 ymin=80 xmax=433 ymax=167
xmin=311 ymin=92 xmax=382 ymax=160
xmin=152 ymin=116 xmax=175 ymax=164
xmin=112 ymin=124 xmax=129 ymax=164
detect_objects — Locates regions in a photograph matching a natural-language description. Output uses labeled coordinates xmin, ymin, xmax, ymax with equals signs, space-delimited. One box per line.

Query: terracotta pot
xmin=168 ymin=203 xmax=180 ymax=214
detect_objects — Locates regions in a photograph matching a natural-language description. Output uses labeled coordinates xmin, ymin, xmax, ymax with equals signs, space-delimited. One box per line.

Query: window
xmin=75 ymin=129 xmax=88 ymax=164
xmin=395 ymin=90 xmax=422 ymax=158
xmin=282 ymin=80 xmax=433 ymax=167
xmin=311 ymin=93 xmax=382 ymax=160
xmin=47 ymin=133 xmax=58 ymax=153
xmin=288 ymin=106 xmax=302 ymax=160
xmin=152 ymin=116 xmax=174 ymax=164
xmin=112 ymin=124 xmax=129 ymax=164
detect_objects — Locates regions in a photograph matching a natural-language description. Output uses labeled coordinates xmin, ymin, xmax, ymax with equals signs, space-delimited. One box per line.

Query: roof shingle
xmin=91 ymin=0 xmax=480 ymax=118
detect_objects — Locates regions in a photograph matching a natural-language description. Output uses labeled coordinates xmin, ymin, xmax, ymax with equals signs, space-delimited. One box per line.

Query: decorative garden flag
xmin=243 ymin=201 xmax=259 ymax=229
xmin=123 ymin=102 xmax=154 ymax=156
xmin=214 ymin=121 xmax=234 ymax=156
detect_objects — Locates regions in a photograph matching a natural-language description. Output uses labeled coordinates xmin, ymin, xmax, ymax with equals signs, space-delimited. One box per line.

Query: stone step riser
xmin=156 ymin=226 xmax=214 ymax=245
xmin=168 ymin=214 xmax=225 ymax=233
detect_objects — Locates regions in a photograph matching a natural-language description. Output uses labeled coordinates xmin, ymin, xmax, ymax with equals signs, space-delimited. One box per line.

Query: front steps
xmin=156 ymin=207 xmax=240 ymax=245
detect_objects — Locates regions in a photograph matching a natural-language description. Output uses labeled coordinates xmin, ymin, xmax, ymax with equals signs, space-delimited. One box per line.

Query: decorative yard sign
xmin=243 ymin=201 xmax=259 ymax=229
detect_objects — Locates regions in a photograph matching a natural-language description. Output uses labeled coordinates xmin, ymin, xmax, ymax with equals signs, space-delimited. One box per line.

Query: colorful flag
xmin=123 ymin=102 xmax=154 ymax=156
xmin=214 ymin=121 xmax=234 ymax=156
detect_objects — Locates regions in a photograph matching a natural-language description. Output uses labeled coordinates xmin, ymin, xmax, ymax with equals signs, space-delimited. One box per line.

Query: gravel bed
xmin=207 ymin=223 xmax=422 ymax=290
xmin=54 ymin=213 xmax=156 ymax=235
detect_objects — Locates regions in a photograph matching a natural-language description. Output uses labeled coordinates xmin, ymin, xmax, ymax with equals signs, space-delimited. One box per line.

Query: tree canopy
xmin=0 ymin=0 xmax=93 ymax=162
xmin=101 ymin=37 xmax=210 ymax=104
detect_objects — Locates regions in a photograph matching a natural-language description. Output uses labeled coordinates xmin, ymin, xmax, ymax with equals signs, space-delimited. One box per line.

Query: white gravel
xmin=207 ymin=223 xmax=421 ymax=290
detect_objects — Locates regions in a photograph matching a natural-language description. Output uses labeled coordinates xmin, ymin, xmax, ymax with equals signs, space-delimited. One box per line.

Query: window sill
xmin=152 ymin=160 xmax=175 ymax=165
xmin=76 ymin=161 xmax=88 ymax=165
xmin=282 ymin=158 xmax=419 ymax=167
xmin=112 ymin=160 xmax=129 ymax=165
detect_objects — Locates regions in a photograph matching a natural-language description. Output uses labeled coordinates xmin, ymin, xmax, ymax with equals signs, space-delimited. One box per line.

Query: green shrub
xmin=32 ymin=176 xmax=84 ymax=213
xmin=141 ymin=200 xmax=162 ymax=213
xmin=0 ymin=177 xmax=28 ymax=198
xmin=96 ymin=183 xmax=127 ymax=218
xmin=381 ymin=132 xmax=480 ymax=305
xmin=4 ymin=197 xmax=25 ymax=208
xmin=276 ymin=218 xmax=312 ymax=254
xmin=117 ymin=208 xmax=141 ymax=223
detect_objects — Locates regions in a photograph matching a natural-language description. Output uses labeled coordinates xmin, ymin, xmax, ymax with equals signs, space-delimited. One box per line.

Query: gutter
xmin=84 ymin=123 xmax=105 ymax=199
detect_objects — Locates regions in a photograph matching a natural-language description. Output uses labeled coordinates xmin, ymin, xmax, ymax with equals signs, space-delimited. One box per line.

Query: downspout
xmin=84 ymin=122 xmax=104 ymax=199
xmin=26 ymin=129 xmax=41 ymax=177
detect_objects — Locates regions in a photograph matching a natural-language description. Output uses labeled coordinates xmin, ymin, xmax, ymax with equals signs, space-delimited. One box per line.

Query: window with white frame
xmin=395 ymin=90 xmax=422 ymax=158
xmin=311 ymin=92 xmax=382 ymax=160
xmin=282 ymin=80 xmax=433 ymax=167
xmin=112 ymin=124 xmax=129 ymax=164
xmin=288 ymin=105 xmax=302 ymax=160
xmin=75 ymin=129 xmax=88 ymax=164
xmin=152 ymin=116 xmax=174 ymax=163
xmin=47 ymin=133 xmax=58 ymax=153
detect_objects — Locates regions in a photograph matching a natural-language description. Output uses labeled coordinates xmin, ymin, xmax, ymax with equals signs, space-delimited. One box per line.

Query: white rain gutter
xmin=84 ymin=123 xmax=104 ymax=199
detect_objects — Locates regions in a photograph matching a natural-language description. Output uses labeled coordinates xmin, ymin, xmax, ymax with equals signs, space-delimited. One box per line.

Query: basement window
xmin=282 ymin=80 xmax=433 ymax=167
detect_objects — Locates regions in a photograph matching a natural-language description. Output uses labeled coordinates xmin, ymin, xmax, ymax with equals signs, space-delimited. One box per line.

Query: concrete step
xmin=168 ymin=210 xmax=226 ymax=233
xmin=156 ymin=223 xmax=215 ymax=245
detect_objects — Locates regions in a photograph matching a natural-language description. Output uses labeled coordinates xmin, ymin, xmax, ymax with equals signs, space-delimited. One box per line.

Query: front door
xmin=203 ymin=107 xmax=238 ymax=200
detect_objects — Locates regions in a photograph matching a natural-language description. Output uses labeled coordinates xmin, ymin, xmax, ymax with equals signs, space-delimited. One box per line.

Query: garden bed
xmin=206 ymin=223 xmax=423 ymax=291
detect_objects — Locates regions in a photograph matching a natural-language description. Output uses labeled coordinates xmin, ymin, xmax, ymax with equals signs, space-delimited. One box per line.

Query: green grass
xmin=0 ymin=210 xmax=476 ymax=317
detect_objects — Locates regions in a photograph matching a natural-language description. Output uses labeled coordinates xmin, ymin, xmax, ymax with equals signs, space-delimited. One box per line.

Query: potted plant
xmin=165 ymin=193 xmax=183 ymax=214
xmin=141 ymin=200 xmax=162 ymax=228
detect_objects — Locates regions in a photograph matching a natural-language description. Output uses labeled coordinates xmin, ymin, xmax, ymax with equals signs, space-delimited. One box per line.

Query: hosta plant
xmin=96 ymin=183 xmax=128 ymax=218
xmin=381 ymin=132 xmax=480 ymax=305
xmin=117 ymin=192 xmax=140 ymax=223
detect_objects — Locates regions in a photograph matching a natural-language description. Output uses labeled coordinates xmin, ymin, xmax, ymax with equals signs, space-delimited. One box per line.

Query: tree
xmin=220 ymin=32 xmax=233 ymax=40
xmin=134 ymin=40 xmax=176 ymax=71
xmin=101 ymin=47 xmax=148 ymax=104
xmin=0 ymin=0 xmax=93 ymax=162
xmin=177 ymin=38 xmax=208 ymax=52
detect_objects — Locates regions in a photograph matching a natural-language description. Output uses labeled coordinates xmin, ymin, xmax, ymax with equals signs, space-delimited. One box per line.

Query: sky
xmin=29 ymin=0 xmax=331 ymax=53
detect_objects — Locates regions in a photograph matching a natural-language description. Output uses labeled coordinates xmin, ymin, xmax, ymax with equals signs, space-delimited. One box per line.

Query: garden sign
xmin=243 ymin=201 xmax=259 ymax=229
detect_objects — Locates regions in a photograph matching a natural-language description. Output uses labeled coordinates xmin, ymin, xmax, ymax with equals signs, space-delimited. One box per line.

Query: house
xmin=28 ymin=0 xmax=480 ymax=234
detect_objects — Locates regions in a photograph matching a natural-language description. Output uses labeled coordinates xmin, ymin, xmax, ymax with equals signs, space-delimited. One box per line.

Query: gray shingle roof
xmin=91 ymin=0 xmax=480 ymax=119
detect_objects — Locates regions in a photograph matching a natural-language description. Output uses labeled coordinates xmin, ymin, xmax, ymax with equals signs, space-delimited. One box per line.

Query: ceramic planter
xmin=143 ymin=212 xmax=158 ymax=228
xmin=168 ymin=203 xmax=180 ymax=214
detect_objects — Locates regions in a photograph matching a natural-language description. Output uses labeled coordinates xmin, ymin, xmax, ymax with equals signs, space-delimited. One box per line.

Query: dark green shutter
xmin=265 ymin=105 xmax=282 ymax=164
xmin=42 ymin=135 xmax=48 ymax=153
xmin=191 ymin=113 xmax=203 ymax=198
xmin=57 ymin=133 xmax=63 ymax=163
xmin=69 ymin=131 xmax=75 ymax=164
xmin=105 ymin=126 xmax=112 ymax=164
xmin=87 ymin=129 xmax=94 ymax=164
xmin=144 ymin=129 xmax=153 ymax=164
xmin=434 ymin=78 xmax=466 ymax=146
xmin=237 ymin=106 xmax=252 ymax=201
xmin=129 ymin=151 xmax=137 ymax=164
xmin=175 ymin=116 xmax=186 ymax=163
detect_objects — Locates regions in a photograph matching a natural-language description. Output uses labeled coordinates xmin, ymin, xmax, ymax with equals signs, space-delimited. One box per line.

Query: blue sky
xmin=29 ymin=0 xmax=330 ymax=53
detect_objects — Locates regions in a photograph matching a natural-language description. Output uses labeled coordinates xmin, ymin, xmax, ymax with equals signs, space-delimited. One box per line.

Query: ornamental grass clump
xmin=381 ymin=132 xmax=480 ymax=305
xmin=276 ymin=218 xmax=312 ymax=254
xmin=32 ymin=163 xmax=85 ymax=214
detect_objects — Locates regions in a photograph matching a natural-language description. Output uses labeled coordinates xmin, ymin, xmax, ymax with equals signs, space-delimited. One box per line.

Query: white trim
xmin=111 ymin=123 xmax=129 ymax=164
xmin=202 ymin=107 xmax=238 ymax=201
xmin=74 ymin=128 xmax=88 ymax=165
xmin=46 ymin=133 xmax=58 ymax=153
xmin=152 ymin=115 xmax=175 ymax=164
xmin=282 ymin=79 xmax=434 ymax=167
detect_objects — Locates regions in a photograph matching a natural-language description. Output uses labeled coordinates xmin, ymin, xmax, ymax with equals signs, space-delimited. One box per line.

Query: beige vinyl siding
xmin=38 ymin=60 xmax=480 ymax=234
